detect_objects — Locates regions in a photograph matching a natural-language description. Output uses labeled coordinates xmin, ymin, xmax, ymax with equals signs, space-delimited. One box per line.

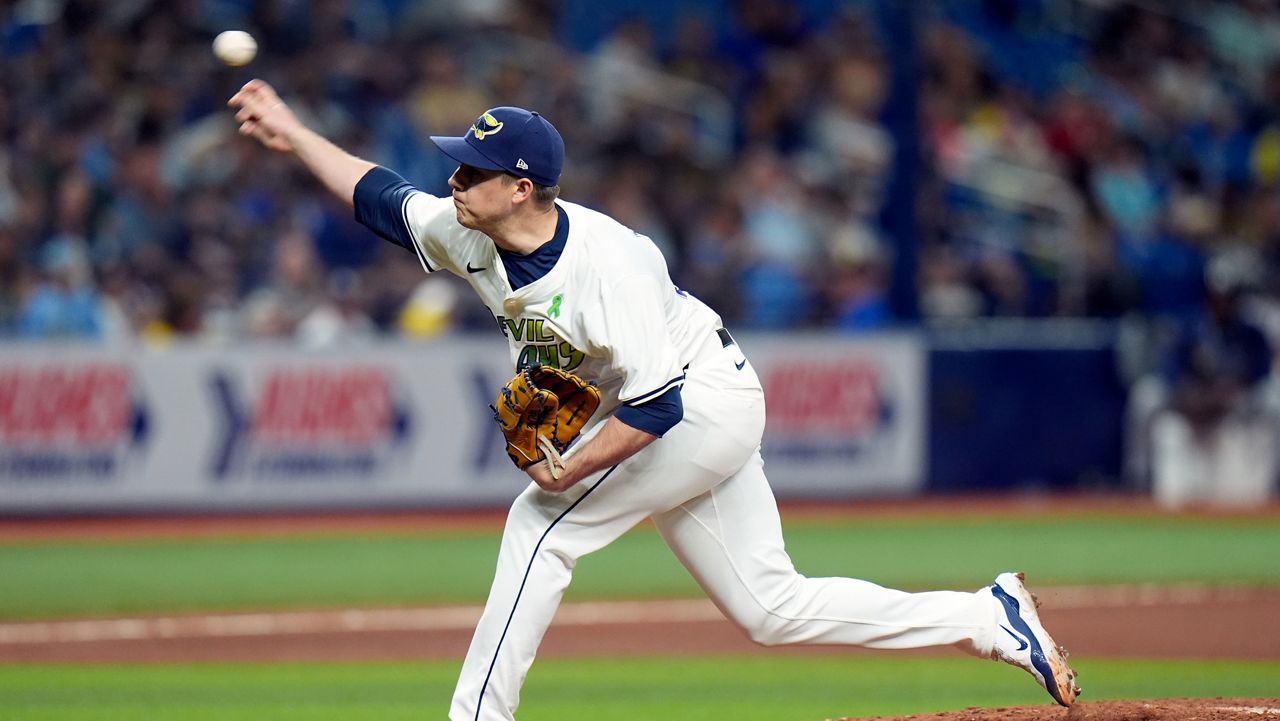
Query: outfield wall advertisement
xmin=0 ymin=334 xmax=925 ymax=512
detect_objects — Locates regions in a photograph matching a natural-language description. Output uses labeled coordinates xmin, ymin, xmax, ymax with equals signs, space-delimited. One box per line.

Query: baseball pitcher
xmin=228 ymin=79 xmax=1080 ymax=721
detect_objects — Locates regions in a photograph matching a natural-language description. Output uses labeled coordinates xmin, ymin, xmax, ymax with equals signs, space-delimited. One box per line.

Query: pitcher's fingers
xmin=230 ymin=81 xmax=262 ymax=106
xmin=230 ymin=81 xmax=258 ymax=105
xmin=247 ymin=80 xmax=280 ymax=105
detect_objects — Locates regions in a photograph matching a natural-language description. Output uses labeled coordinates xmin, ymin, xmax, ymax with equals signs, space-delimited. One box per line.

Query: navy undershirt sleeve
xmin=614 ymin=384 xmax=684 ymax=437
xmin=352 ymin=166 xmax=418 ymax=253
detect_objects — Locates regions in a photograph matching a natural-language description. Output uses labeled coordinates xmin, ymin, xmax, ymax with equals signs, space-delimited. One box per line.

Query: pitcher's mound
xmin=842 ymin=698 xmax=1280 ymax=721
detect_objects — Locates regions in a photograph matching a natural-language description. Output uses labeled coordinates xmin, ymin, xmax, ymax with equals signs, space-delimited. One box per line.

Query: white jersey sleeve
xmin=352 ymin=165 xmax=464 ymax=276
xmin=401 ymin=191 xmax=465 ymax=276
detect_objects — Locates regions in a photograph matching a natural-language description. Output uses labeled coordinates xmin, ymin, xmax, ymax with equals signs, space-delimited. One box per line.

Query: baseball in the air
xmin=213 ymin=30 xmax=257 ymax=67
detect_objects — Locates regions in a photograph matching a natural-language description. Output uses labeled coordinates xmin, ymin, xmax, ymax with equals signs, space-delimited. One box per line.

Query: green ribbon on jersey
xmin=549 ymin=294 xmax=563 ymax=319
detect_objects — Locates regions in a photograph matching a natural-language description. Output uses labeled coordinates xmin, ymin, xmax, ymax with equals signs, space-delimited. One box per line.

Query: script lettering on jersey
xmin=496 ymin=315 xmax=585 ymax=372
xmin=501 ymin=317 xmax=558 ymax=342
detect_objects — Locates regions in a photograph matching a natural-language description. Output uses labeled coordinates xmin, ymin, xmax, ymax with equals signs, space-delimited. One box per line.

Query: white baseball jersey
xmin=399 ymin=191 xmax=724 ymax=423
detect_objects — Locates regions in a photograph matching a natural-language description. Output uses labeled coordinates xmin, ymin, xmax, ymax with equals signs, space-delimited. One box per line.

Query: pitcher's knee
xmin=725 ymin=579 xmax=809 ymax=646
xmin=739 ymin=610 xmax=796 ymax=647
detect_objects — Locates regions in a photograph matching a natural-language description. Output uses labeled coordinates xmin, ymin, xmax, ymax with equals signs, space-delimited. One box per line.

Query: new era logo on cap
xmin=430 ymin=107 xmax=565 ymax=187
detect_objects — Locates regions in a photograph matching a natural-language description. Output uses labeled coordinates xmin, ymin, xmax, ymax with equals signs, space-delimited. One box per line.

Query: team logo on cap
xmin=471 ymin=112 xmax=504 ymax=140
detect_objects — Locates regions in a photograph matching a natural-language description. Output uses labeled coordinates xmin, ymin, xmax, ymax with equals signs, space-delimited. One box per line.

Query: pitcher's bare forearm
xmin=526 ymin=416 xmax=657 ymax=492
xmin=286 ymin=126 xmax=375 ymax=208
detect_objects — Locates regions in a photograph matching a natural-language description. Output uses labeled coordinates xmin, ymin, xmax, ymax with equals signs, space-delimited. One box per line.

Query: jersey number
xmin=516 ymin=342 xmax=584 ymax=372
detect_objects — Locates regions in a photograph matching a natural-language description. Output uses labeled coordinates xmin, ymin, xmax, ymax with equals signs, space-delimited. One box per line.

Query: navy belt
xmin=716 ymin=327 xmax=734 ymax=347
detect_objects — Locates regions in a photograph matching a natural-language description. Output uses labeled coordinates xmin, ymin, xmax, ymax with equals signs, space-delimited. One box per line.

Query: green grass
xmin=2 ymin=509 xmax=1276 ymax=721
xmin=2 ymin=512 xmax=1278 ymax=619
xmin=2 ymin=657 xmax=1277 ymax=721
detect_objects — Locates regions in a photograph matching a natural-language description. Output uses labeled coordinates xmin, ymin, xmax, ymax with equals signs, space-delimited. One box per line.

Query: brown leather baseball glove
xmin=492 ymin=364 xmax=602 ymax=478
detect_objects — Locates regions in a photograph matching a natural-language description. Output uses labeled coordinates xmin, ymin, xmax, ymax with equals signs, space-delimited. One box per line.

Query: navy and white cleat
xmin=987 ymin=572 xmax=1081 ymax=707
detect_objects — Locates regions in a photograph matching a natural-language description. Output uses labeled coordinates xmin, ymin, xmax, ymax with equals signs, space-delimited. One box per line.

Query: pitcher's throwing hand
xmin=228 ymin=79 xmax=299 ymax=153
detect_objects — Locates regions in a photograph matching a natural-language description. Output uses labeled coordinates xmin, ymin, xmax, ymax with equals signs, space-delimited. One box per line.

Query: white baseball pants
xmin=449 ymin=335 xmax=997 ymax=721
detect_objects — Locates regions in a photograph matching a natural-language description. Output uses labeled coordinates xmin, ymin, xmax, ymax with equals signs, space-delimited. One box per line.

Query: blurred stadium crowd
xmin=2 ymin=0 xmax=1280 ymax=348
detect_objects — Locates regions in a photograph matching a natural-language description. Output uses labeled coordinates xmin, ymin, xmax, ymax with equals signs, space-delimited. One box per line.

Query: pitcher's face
xmin=448 ymin=164 xmax=515 ymax=230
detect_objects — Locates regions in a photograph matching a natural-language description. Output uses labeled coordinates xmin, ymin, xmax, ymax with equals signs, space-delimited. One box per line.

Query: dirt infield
xmin=4 ymin=496 xmax=1274 ymax=541
xmin=845 ymin=699 xmax=1280 ymax=721
xmin=2 ymin=584 xmax=1277 ymax=664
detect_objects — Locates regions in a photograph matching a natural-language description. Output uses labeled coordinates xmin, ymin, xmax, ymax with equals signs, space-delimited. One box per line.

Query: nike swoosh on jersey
xmin=466 ymin=263 xmax=486 ymax=273
xmin=735 ymin=359 xmax=747 ymax=371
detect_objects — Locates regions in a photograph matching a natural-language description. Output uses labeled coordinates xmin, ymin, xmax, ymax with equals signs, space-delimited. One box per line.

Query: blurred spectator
xmin=1115 ymin=185 xmax=1210 ymax=323
xmin=0 ymin=225 xmax=30 ymax=334
xmin=1147 ymin=250 xmax=1279 ymax=507
xmin=594 ymin=156 xmax=677 ymax=259
xmin=1205 ymin=0 xmax=1280 ymax=94
xmin=17 ymin=237 xmax=106 ymax=339
xmin=800 ymin=47 xmax=893 ymax=213
xmin=823 ymin=224 xmax=892 ymax=330
xmin=919 ymin=243 xmax=984 ymax=320
xmin=398 ymin=275 xmax=461 ymax=339
xmin=680 ymin=193 xmax=747 ymax=319
xmin=1089 ymin=135 xmax=1161 ymax=241
xmin=409 ymin=46 xmax=494 ymax=138
xmin=296 ymin=268 xmax=378 ymax=348
xmin=584 ymin=18 xmax=663 ymax=137
xmin=241 ymin=229 xmax=326 ymax=339
xmin=733 ymin=148 xmax=820 ymax=327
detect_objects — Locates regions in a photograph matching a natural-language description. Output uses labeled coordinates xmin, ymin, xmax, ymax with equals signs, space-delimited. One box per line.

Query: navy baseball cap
xmin=430 ymin=107 xmax=565 ymax=187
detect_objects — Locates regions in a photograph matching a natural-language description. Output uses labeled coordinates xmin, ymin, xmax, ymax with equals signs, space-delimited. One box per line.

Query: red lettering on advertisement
xmin=0 ymin=366 xmax=130 ymax=443
xmin=253 ymin=368 xmax=392 ymax=443
xmin=763 ymin=361 xmax=882 ymax=435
